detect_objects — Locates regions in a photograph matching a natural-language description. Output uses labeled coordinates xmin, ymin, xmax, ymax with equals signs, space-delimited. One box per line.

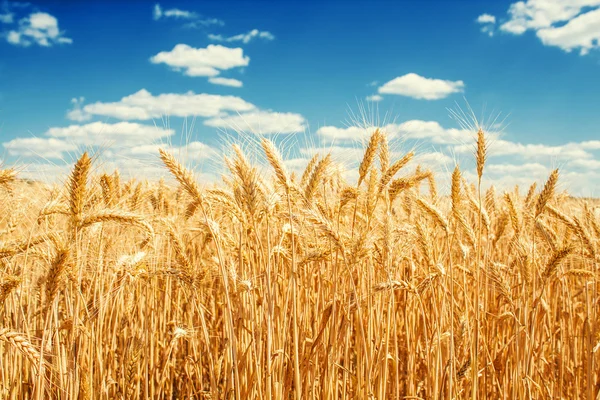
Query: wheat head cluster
xmin=0 ymin=129 xmax=599 ymax=399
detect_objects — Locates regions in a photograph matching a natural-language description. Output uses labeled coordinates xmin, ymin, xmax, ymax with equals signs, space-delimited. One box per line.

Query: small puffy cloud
xmin=205 ymin=111 xmax=306 ymax=134
xmin=476 ymin=13 xmax=496 ymax=24
xmin=208 ymin=77 xmax=243 ymax=87
xmin=497 ymin=0 xmax=600 ymax=55
xmin=6 ymin=12 xmax=72 ymax=47
xmin=150 ymin=44 xmax=249 ymax=77
xmin=66 ymin=97 xmax=91 ymax=122
xmin=476 ymin=13 xmax=497 ymax=36
xmin=366 ymin=94 xmax=383 ymax=102
xmin=378 ymin=73 xmax=465 ymax=100
xmin=208 ymin=29 xmax=275 ymax=44
xmin=69 ymin=89 xmax=256 ymax=121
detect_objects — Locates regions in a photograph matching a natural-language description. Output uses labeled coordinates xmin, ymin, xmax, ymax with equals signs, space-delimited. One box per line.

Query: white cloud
xmin=3 ymin=137 xmax=77 ymax=158
xmin=477 ymin=13 xmax=496 ymax=24
xmin=316 ymin=125 xmax=377 ymax=141
xmin=153 ymin=3 xmax=197 ymax=20
xmin=497 ymin=0 xmax=600 ymax=55
xmin=6 ymin=12 xmax=72 ymax=47
xmin=366 ymin=94 xmax=383 ymax=102
xmin=3 ymin=122 xmax=174 ymax=159
xmin=205 ymin=111 xmax=306 ymax=134
xmin=455 ymin=138 xmax=593 ymax=159
xmin=476 ymin=14 xmax=497 ymax=36
xmin=126 ymin=140 xmax=215 ymax=161
xmin=208 ymin=29 xmax=275 ymax=44
xmin=414 ymin=152 xmax=454 ymax=169
xmin=500 ymin=0 xmax=600 ymax=34
xmin=581 ymin=140 xmax=600 ymax=150
xmin=569 ymin=158 xmax=600 ymax=169
xmin=46 ymin=121 xmax=174 ymax=145
xmin=486 ymin=162 xmax=549 ymax=175
xmin=378 ymin=73 xmax=465 ymax=100
xmin=208 ymin=77 xmax=243 ymax=87
xmin=316 ymin=120 xmax=470 ymax=144
xmin=150 ymin=44 xmax=249 ymax=77
xmin=69 ymin=89 xmax=256 ymax=121
xmin=66 ymin=97 xmax=91 ymax=122
xmin=536 ymin=8 xmax=600 ymax=55
xmin=153 ymin=3 xmax=223 ymax=26
xmin=394 ymin=120 xmax=472 ymax=144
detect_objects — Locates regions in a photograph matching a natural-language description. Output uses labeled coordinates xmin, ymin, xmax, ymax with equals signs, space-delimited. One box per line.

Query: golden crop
xmin=1 ymin=130 xmax=599 ymax=399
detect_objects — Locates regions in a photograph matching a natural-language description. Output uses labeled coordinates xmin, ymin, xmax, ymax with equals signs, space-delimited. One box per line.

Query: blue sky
xmin=1 ymin=0 xmax=599 ymax=195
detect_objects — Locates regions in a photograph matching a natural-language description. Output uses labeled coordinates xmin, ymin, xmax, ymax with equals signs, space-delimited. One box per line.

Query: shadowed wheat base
xmin=0 ymin=129 xmax=599 ymax=399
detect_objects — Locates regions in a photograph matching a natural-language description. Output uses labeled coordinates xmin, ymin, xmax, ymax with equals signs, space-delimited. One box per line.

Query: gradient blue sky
xmin=1 ymin=0 xmax=599 ymax=195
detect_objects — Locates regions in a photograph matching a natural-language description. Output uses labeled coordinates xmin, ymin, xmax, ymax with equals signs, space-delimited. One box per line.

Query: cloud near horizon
xmin=377 ymin=73 xmax=465 ymax=100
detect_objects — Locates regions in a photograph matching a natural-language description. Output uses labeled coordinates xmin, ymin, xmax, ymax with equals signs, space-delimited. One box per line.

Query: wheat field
xmin=0 ymin=129 xmax=599 ymax=399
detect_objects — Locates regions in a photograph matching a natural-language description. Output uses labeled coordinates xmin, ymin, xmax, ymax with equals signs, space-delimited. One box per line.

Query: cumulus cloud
xmin=316 ymin=125 xmax=378 ymax=141
xmin=3 ymin=122 xmax=175 ymax=159
xmin=3 ymin=137 xmax=77 ymax=158
xmin=17 ymin=141 xmax=219 ymax=184
xmin=494 ymin=0 xmax=600 ymax=55
xmin=454 ymin=138 xmax=593 ymax=160
xmin=126 ymin=141 xmax=216 ymax=161
xmin=204 ymin=111 xmax=306 ymax=134
xmin=377 ymin=73 xmax=465 ymax=100
xmin=67 ymin=89 xmax=256 ymax=121
xmin=6 ymin=11 xmax=72 ymax=47
xmin=150 ymin=44 xmax=248 ymax=78
xmin=208 ymin=29 xmax=275 ymax=44
xmin=208 ymin=77 xmax=243 ymax=87
xmin=537 ymin=8 xmax=600 ymax=55
xmin=312 ymin=118 xmax=600 ymax=195
xmin=477 ymin=13 xmax=496 ymax=24
xmin=570 ymin=158 xmax=600 ymax=169
xmin=316 ymin=120 xmax=470 ymax=144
